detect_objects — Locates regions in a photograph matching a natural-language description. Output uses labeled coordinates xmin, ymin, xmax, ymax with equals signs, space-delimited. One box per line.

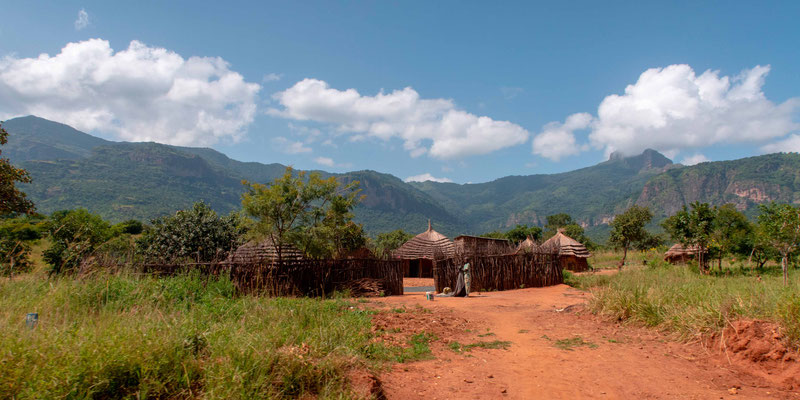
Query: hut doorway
xmin=406 ymin=259 xmax=433 ymax=278
xmin=409 ymin=260 xmax=420 ymax=277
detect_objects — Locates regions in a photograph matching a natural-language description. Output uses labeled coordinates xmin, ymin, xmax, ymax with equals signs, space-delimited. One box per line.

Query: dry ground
xmin=364 ymin=278 xmax=800 ymax=399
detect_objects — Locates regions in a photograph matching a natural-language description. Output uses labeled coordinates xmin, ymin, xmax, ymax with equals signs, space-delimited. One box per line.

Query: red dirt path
xmin=367 ymin=281 xmax=800 ymax=399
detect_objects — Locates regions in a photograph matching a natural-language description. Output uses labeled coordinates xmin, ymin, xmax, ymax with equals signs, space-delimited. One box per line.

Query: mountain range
xmin=4 ymin=115 xmax=800 ymax=242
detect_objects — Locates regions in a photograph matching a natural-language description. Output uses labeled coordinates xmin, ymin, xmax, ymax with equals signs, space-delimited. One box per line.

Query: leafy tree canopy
xmin=241 ymin=167 xmax=364 ymax=260
xmin=0 ymin=122 xmax=35 ymax=215
xmin=43 ymin=209 xmax=112 ymax=274
xmin=608 ymin=205 xmax=653 ymax=267
xmin=373 ymin=229 xmax=414 ymax=257
xmin=757 ymin=202 xmax=800 ymax=285
xmin=136 ymin=202 xmax=243 ymax=263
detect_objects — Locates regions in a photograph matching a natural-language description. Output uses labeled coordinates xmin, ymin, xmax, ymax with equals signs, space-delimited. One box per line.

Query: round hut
xmin=392 ymin=221 xmax=455 ymax=278
xmin=664 ymin=243 xmax=703 ymax=264
xmin=226 ymin=238 xmax=304 ymax=265
xmin=542 ymin=230 xmax=591 ymax=272
xmin=515 ymin=236 xmax=541 ymax=254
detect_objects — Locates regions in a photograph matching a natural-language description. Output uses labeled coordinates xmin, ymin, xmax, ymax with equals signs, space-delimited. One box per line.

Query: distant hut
xmin=542 ymin=230 xmax=591 ymax=272
xmin=515 ymin=236 xmax=541 ymax=254
xmin=664 ymin=243 xmax=704 ymax=264
xmin=226 ymin=238 xmax=304 ymax=265
xmin=343 ymin=247 xmax=374 ymax=259
xmin=454 ymin=235 xmax=514 ymax=257
xmin=393 ymin=221 xmax=455 ymax=278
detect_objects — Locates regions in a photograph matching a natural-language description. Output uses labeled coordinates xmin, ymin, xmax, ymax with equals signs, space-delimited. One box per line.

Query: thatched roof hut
xmin=393 ymin=221 xmax=455 ymax=277
xmin=226 ymin=238 xmax=304 ymax=264
xmin=542 ymin=230 xmax=591 ymax=271
xmin=515 ymin=236 xmax=541 ymax=254
xmin=393 ymin=221 xmax=455 ymax=260
xmin=664 ymin=243 xmax=703 ymax=264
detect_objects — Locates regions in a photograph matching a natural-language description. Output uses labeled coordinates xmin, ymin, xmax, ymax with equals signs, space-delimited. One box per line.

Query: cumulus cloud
xmin=74 ymin=9 xmax=89 ymax=30
xmin=0 ymin=39 xmax=260 ymax=146
xmin=538 ymin=64 xmax=799 ymax=159
xmin=314 ymin=157 xmax=335 ymax=167
xmin=532 ymin=112 xmax=592 ymax=161
xmin=273 ymin=137 xmax=312 ymax=154
xmin=680 ymin=153 xmax=710 ymax=166
xmin=269 ymin=79 xmax=529 ymax=159
xmin=404 ymin=173 xmax=453 ymax=183
xmin=762 ymin=134 xmax=800 ymax=153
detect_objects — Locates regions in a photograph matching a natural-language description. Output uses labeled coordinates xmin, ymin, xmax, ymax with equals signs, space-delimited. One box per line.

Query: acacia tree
xmin=241 ymin=167 xmax=362 ymax=262
xmin=757 ymin=202 xmax=800 ymax=285
xmin=608 ymin=205 xmax=653 ymax=268
xmin=663 ymin=202 xmax=716 ymax=272
xmin=0 ymin=122 xmax=35 ymax=215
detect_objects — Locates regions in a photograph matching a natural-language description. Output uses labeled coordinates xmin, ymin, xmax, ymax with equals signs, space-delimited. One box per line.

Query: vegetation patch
xmin=448 ymin=340 xmax=512 ymax=353
xmin=0 ymin=273 xmax=400 ymax=399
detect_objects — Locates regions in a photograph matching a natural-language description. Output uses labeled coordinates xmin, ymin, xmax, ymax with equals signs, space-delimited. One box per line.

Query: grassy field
xmin=566 ymin=257 xmax=800 ymax=348
xmin=0 ymin=271 xmax=410 ymax=399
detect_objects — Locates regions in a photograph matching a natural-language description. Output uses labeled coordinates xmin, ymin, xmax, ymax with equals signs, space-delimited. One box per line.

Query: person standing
xmin=463 ymin=260 xmax=471 ymax=296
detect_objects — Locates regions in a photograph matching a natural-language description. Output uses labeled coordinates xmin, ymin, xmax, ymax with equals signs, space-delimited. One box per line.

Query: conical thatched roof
xmin=392 ymin=221 xmax=455 ymax=260
xmin=226 ymin=238 xmax=304 ymax=264
xmin=515 ymin=236 xmax=541 ymax=254
xmin=664 ymin=243 xmax=703 ymax=257
xmin=542 ymin=231 xmax=591 ymax=258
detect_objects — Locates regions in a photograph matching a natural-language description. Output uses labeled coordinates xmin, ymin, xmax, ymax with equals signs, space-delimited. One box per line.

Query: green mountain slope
xmin=5 ymin=115 xmax=800 ymax=240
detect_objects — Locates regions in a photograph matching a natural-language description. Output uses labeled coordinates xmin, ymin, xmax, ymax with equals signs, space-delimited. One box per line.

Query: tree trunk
xmin=782 ymin=254 xmax=788 ymax=286
xmin=619 ymin=246 xmax=628 ymax=270
xmin=718 ymin=249 xmax=723 ymax=273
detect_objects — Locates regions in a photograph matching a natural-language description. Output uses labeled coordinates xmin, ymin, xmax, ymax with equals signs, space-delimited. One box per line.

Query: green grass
xmin=392 ymin=332 xmax=437 ymax=363
xmin=448 ymin=340 xmax=512 ymax=353
xmin=568 ymin=262 xmax=800 ymax=348
xmin=0 ymin=271 xmax=405 ymax=399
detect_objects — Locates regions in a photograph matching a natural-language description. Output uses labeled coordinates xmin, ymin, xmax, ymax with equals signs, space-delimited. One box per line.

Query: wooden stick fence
xmin=227 ymin=258 xmax=404 ymax=296
xmin=433 ymin=251 xmax=562 ymax=293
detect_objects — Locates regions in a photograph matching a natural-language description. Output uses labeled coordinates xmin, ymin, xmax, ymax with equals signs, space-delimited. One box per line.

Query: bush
xmin=136 ymin=202 xmax=243 ymax=263
xmin=112 ymin=219 xmax=144 ymax=235
xmin=43 ymin=209 xmax=112 ymax=275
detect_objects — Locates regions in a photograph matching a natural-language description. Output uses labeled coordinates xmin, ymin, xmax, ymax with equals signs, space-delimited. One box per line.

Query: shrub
xmin=136 ymin=202 xmax=243 ymax=263
xmin=43 ymin=209 xmax=112 ymax=275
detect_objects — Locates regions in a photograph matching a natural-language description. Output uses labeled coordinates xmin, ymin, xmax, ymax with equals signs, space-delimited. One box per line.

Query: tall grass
xmin=570 ymin=264 xmax=800 ymax=347
xmin=0 ymin=272 xmax=395 ymax=399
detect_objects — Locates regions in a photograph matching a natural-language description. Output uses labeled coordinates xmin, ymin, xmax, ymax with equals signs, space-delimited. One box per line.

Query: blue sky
xmin=1 ymin=1 xmax=798 ymax=183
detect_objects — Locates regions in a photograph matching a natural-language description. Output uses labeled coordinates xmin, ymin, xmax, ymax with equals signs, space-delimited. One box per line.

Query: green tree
xmin=112 ymin=219 xmax=144 ymax=235
xmin=0 ymin=214 xmax=46 ymax=277
xmin=136 ymin=202 xmax=243 ymax=263
xmin=43 ymin=209 xmax=112 ymax=274
xmin=373 ymin=229 xmax=414 ymax=256
xmin=505 ymin=224 xmax=542 ymax=243
xmin=241 ymin=167 xmax=362 ymax=262
xmin=662 ymin=202 xmax=716 ymax=272
xmin=608 ymin=205 xmax=653 ymax=268
xmin=711 ymin=204 xmax=751 ymax=272
xmin=544 ymin=213 xmax=574 ymax=238
xmin=0 ymin=122 xmax=35 ymax=215
xmin=757 ymin=202 xmax=800 ymax=285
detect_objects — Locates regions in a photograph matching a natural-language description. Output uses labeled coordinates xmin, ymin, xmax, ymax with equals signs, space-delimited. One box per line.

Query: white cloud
xmin=273 ymin=137 xmax=312 ymax=154
xmin=680 ymin=153 xmax=710 ymax=165
xmin=404 ymin=173 xmax=453 ymax=183
xmin=74 ymin=9 xmax=89 ymax=30
xmin=269 ymin=79 xmax=529 ymax=159
xmin=538 ymin=64 xmax=799 ymax=159
xmin=590 ymin=64 xmax=799 ymax=156
xmin=762 ymin=134 xmax=800 ymax=153
xmin=263 ymin=73 xmax=282 ymax=82
xmin=314 ymin=156 xmax=335 ymax=167
xmin=532 ymin=112 xmax=592 ymax=161
xmin=0 ymin=39 xmax=260 ymax=146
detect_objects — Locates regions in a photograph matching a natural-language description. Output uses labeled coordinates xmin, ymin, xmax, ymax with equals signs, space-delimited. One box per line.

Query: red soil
xmin=365 ymin=284 xmax=800 ymax=399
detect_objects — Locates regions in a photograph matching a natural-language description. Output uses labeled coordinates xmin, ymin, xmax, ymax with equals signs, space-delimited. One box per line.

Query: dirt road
xmin=371 ymin=282 xmax=798 ymax=399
